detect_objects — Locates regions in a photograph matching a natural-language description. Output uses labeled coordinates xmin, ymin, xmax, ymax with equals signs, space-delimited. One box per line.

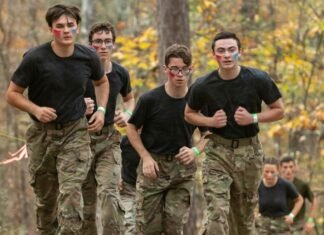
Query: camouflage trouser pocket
xmin=256 ymin=216 xmax=291 ymax=234
xmin=26 ymin=124 xmax=50 ymax=187
xmin=178 ymin=161 xmax=197 ymax=178
xmin=110 ymin=129 xmax=122 ymax=165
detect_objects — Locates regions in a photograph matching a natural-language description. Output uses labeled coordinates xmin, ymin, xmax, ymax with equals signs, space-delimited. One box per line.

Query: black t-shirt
xmin=85 ymin=61 xmax=132 ymax=125
xmin=11 ymin=42 xmax=104 ymax=123
xmin=128 ymin=85 xmax=196 ymax=155
xmin=288 ymin=177 xmax=314 ymax=222
xmin=121 ymin=135 xmax=140 ymax=186
xmin=187 ymin=66 xmax=282 ymax=138
xmin=258 ymin=177 xmax=299 ymax=217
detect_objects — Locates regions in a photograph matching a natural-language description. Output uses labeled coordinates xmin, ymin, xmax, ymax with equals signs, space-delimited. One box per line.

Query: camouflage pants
xmin=203 ymin=134 xmax=263 ymax=235
xmin=82 ymin=125 xmax=123 ymax=235
xmin=26 ymin=118 xmax=92 ymax=235
xmin=120 ymin=181 xmax=136 ymax=235
xmin=255 ymin=216 xmax=292 ymax=235
xmin=136 ymin=153 xmax=196 ymax=235
xmin=291 ymin=220 xmax=307 ymax=235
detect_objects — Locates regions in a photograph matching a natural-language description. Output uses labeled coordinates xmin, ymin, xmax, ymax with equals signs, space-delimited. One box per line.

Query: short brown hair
xmin=45 ymin=4 xmax=81 ymax=27
xmin=164 ymin=44 xmax=192 ymax=66
xmin=264 ymin=157 xmax=279 ymax=167
xmin=280 ymin=156 xmax=296 ymax=166
xmin=211 ymin=31 xmax=241 ymax=53
xmin=88 ymin=22 xmax=116 ymax=44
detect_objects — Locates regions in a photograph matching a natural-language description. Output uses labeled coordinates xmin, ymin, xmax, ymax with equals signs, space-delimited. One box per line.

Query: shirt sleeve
xmin=286 ymin=180 xmax=299 ymax=200
xmin=11 ymin=50 xmax=36 ymax=88
xmin=120 ymin=68 xmax=132 ymax=97
xmin=257 ymin=72 xmax=282 ymax=105
xmin=89 ymin=52 xmax=105 ymax=81
xmin=186 ymin=82 xmax=204 ymax=111
xmin=304 ymin=183 xmax=315 ymax=202
xmin=128 ymin=95 xmax=148 ymax=129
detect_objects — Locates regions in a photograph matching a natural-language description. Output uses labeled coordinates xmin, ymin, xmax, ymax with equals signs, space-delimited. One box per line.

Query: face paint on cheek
xmin=90 ymin=45 xmax=100 ymax=51
xmin=215 ymin=54 xmax=223 ymax=62
xmin=106 ymin=43 xmax=113 ymax=50
xmin=53 ymin=29 xmax=62 ymax=38
xmin=70 ymin=27 xmax=78 ymax=35
xmin=168 ymin=71 xmax=176 ymax=78
xmin=88 ymin=45 xmax=98 ymax=52
xmin=233 ymin=52 xmax=239 ymax=61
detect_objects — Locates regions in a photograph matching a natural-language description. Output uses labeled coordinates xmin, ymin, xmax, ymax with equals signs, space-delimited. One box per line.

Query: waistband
xmin=206 ymin=134 xmax=258 ymax=149
xmin=260 ymin=214 xmax=285 ymax=220
xmin=91 ymin=124 xmax=115 ymax=136
xmin=32 ymin=119 xmax=81 ymax=130
xmin=151 ymin=153 xmax=176 ymax=162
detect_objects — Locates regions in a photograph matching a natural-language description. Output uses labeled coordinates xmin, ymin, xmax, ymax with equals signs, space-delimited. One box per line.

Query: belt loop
xmin=95 ymin=130 xmax=102 ymax=136
xmin=231 ymin=139 xmax=239 ymax=149
xmin=166 ymin=155 xmax=173 ymax=161
xmin=55 ymin=123 xmax=63 ymax=130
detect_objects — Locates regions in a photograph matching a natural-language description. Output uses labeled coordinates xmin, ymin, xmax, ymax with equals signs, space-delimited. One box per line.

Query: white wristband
xmin=288 ymin=212 xmax=295 ymax=220
xmin=97 ymin=106 xmax=106 ymax=114
xmin=252 ymin=113 xmax=258 ymax=124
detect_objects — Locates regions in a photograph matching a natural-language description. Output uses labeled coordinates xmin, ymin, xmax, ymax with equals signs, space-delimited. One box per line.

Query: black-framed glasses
xmin=167 ymin=66 xmax=192 ymax=76
xmin=91 ymin=39 xmax=113 ymax=46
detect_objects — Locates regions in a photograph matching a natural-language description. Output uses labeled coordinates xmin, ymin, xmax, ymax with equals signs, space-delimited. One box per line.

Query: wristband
xmin=97 ymin=106 xmax=106 ymax=114
xmin=125 ymin=110 xmax=133 ymax=116
xmin=192 ymin=147 xmax=200 ymax=157
xmin=307 ymin=217 xmax=314 ymax=223
xmin=288 ymin=213 xmax=295 ymax=220
xmin=252 ymin=113 xmax=258 ymax=124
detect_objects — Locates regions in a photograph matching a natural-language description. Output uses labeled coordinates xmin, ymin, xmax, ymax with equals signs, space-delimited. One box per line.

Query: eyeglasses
xmin=167 ymin=66 xmax=192 ymax=76
xmin=91 ymin=39 xmax=113 ymax=46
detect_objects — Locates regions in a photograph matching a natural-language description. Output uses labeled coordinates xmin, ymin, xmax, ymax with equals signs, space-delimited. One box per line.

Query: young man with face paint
xmin=256 ymin=158 xmax=303 ymax=235
xmin=81 ymin=22 xmax=135 ymax=235
xmin=126 ymin=44 xmax=208 ymax=234
xmin=280 ymin=156 xmax=317 ymax=235
xmin=185 ymin=31 xmax=285 ymax=235
xmin=6 ymin=4 xmax=109 ymax=235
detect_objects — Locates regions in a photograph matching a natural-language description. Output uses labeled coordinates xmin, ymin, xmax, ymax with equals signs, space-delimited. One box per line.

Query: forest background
xmin=0 ymin=0 xmax=323 ymax=234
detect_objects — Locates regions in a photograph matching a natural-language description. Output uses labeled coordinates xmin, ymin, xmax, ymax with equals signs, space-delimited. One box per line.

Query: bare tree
xmin=80 ymin=0 xmax=95 ymax=43
xmin=157 ymin=0 xmax=190 ymax=83
xmin=0 ymin=0 xmax=47 ymax=233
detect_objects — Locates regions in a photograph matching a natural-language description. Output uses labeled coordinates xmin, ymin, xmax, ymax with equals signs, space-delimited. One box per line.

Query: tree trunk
xmin=157 ymin=0 xmax=190 ymax=84
xmin=81 ymin=0 xmax=96 ymax=43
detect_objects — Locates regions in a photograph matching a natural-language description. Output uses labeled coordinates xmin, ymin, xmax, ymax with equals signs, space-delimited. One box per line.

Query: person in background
xmin=280 ymin=156 xmax=317 ymax=235
xmin=185 ymin=31 xmax=285 ymax=235
xmin=256 ymin=157 xmax=304 ymax=235
xmin=119 ymin=135 xmax=141 ymax=235
xmin=6 ymin=4 xmax=109 ymax=234
xmin=82 ymin=22 xmax=135 ymax=235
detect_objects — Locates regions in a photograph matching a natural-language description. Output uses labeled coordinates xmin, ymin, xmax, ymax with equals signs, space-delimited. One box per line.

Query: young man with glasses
xmin=127 ymin=44 xmax=208 ymax=234
xmin=82 ymin=22 xmax=135 ymax=235
xmin=185 ymin=31 xmax=285 ymax=235
xmin=6 ymin=4 xmax=108 ymax=234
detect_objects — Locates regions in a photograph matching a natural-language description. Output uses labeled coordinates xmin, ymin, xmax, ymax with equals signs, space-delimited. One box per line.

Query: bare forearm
xmin=257 ymin=98 xmax=284 ymax=123
xmin=291 ymin=195 xmax=304 ymax=217
xmin=308 ymin=198 xmax=317 ymax=218
xmin=123 ymin=97 xmax=135 ymax=112
xmin=185 ymin=106 xmax=212 ymax=127
xmin=126 ymin=124 xmax=150 ymax=159
xmin=94 ymin=78 xmax=109 ymax=108
xmin=6 ymin=91 xmax=39 ymax=116
xmin=257 ymin=107 xmax=284 ymax=123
